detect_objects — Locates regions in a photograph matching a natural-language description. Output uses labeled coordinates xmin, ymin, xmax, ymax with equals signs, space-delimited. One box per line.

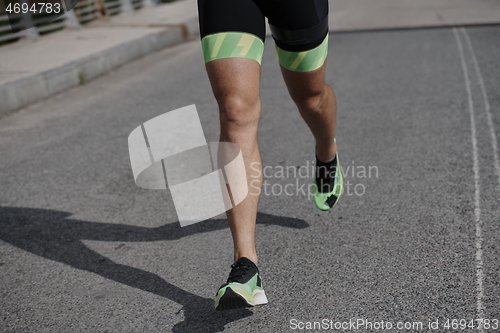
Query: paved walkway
xmin=329 ymin=0 xmax=500 ymax=31
xmin=1 ymin=24 xmax=499 ymax=332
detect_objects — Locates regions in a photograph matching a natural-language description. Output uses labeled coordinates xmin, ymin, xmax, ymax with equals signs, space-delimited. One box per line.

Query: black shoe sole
xmin=215 ymin=287 xmax=253 ymax=311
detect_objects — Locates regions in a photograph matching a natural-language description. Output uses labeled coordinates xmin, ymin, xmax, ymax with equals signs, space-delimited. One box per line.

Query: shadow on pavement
xmin=0 ymin=206 xmax=308 ymax=332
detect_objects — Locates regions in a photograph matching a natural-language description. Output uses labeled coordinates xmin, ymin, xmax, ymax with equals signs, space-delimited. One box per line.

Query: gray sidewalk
xmin=0 ymin=0 xmax=199 ymax=116
xmin=1 ymin=0 xmax=500 ymax=117
xmin=328 ymin=0 xmax=500 ymax=31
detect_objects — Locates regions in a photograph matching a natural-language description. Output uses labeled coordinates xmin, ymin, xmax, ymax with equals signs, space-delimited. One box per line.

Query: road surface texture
xmin=1 ymin=26 xmax=499 ymax=332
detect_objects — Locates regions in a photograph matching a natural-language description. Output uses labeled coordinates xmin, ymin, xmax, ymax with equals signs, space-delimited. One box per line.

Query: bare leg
xmin=280 ymin=61 xmax=337 ymax=162
xmin=205 ymin=58 xmax=262 ymax=264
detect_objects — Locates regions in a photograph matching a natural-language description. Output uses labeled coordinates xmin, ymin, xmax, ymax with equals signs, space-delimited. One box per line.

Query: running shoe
xmin=312 ymin=150 xmax=343 ymax=211
xmin=214 ymin=257 xmax=268 ymax=311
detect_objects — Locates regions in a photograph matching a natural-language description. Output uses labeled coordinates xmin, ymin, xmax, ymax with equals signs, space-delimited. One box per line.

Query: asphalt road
xmin=1 ymin=25 xmax=499 ymax=332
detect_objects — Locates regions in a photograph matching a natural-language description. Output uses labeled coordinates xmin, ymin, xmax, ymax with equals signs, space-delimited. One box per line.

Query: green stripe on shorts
xmin=201 ymin=32 xmax=264 ymax=64
xmin=276 ymin=34 xmax=329 ymax=72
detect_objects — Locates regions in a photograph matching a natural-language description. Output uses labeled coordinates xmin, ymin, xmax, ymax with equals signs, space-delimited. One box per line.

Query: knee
xmin=294 ymin=85 xmax=334 ymax=115
xmin=219 ymin=95 xmax=261 ymax=130
xmin=296 ymin=93 xmax=323 ymax=115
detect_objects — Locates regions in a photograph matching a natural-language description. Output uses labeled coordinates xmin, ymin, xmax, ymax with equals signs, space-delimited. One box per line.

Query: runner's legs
xmin=198 ymin=0 xmax=337 ymax=264
xmin=206 ymin=58 xmax=262 ymax=265
xmin=198 ymin=0 xmax=266 ymax=264
xmin=281 ymin=61 xmax=337 ymax=162
xmin=267 ymin=0 xmax=337 ymax=162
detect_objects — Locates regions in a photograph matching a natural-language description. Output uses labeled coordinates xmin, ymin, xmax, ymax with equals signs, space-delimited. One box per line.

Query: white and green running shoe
xmin=215 ymin=257 xmax=268 ymax=311
xmin=312 ymin=151 xmax=343 ymax=211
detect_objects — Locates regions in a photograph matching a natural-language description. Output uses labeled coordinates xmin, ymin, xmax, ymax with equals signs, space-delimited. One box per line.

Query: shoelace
xmin=227 ymin=262 xmax=253 ymax=283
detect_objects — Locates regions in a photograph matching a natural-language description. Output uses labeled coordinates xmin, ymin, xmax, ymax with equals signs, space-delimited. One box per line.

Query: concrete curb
xmin=0 ymin=17 xmax=199 ymax=117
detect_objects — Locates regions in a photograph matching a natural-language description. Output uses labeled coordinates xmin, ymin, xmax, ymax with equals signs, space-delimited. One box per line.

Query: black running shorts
xmin=198 ymin=0 xmax=329 ymax=71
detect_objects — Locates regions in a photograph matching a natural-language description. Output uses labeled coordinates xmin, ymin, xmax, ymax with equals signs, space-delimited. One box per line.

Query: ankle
xmin=234 ymin=253 xmax=258 ymax=265
xmin=316 ymin=141 xmax=337 ymax=162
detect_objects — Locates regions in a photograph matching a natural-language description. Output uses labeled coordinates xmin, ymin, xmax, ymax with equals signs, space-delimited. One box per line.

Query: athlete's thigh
xmin=205 ymin=58 xmax=261 ymax=111
xmin=264 ymin=0 xmax=329 ymax=75
xmin=198 ymin=0 xmax=266 ymax=107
